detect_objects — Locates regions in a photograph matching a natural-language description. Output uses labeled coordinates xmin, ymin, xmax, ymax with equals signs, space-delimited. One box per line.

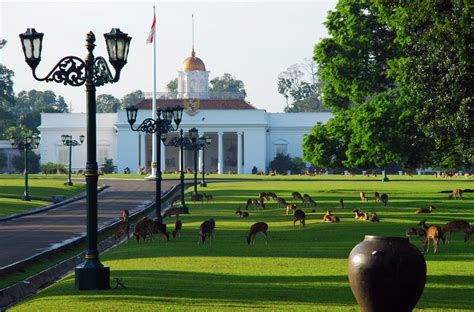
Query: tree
xmin=278 ymin=59 xmax=326 ymax=112
xmin=121 ymin=90 xmax=145 ymax=107
xmin=96 ymin=94 xmax=121 ymax=113
xmin=209 ymin=73 xmax=247 ymax=98
xmin=269 ymin=153 xmax=307 ymax=174
xmin=12 ymin=151 xmax=41 ymax=174
xmin=166 ymin=78 xmax=178 ymax=94
xmin=0 ymin=64 xmax=16 ymax=139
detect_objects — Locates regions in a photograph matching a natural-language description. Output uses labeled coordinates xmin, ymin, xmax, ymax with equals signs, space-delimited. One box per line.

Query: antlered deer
xmin=416 ymin=205 xmax=435 ymax=214
xmin=286 ymin=203 xmax=298 ymax=215
xmin=292 ymin=192 xmax=304 ymax=203
xmin=418 ymin=219 xmax=445 ymax=254
xmin=360 ymin=192 xmax=368 ymax=201
xmin=293 ymin=209 xmax=306 ymax=227
xmin=443 ymin=220 xmax=471 ymax=243
xmin=199 ymin=218 xmax=216 ymax=244
xmin=449 ymin=189 xmax=463 ymax=200
xmin=380 ymin=193 xmax=389 ymax=206
xmin=303 ymin=194 xmax=317 ymax=207
xmin=172 ymin=220 xmax=182 ymax=238
xmin=247 ymin=222 xmax=269 ymax=245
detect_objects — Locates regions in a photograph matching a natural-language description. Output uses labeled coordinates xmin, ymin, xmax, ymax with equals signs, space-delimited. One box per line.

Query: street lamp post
xmin=20 ymin=27 xmax=131 ymax=290
xmin=10 ymin=135 xmax=41 ymax=201
xmin=61 ymin=134 xmax=85 ymax=186
xmin=167 ymin=129 xmax=190 ymax=213
xmin=188 ymin=128 xmax=199 ymax=195
xmin=126 ymin=105 xmax=183 ymax=221
xmin=200 ymin=136 xmax=212 ymax=187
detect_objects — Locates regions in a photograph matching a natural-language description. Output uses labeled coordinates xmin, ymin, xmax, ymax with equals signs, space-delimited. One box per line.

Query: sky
xmin=0 ymin=0 xmax=337 ymax=113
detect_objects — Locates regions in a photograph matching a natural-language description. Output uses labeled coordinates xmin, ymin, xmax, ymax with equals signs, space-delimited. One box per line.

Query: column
xmin=218 ymin=131 xmax=223 ymax=174
xmin=160 ymin=140 xmax=166 ymax=172
xmin=237 ymin=131 xmax=242 ymax=174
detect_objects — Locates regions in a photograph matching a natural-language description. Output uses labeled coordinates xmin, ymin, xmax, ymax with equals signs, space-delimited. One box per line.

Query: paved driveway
xmin=0 ymin=179 xmax=178 ymax=268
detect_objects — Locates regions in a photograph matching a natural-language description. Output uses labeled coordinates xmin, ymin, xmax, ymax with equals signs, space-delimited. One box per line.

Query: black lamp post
xmin=167 ymin=129 xmax=191 ymax=214
xmin=61 ymin=134 xmax=85 ymax=186
xmin=20 ymin=27 xmax=131 ymax=290
xmin=126 ymin=105 xmax=183 ymax=221
xmin=10 ymin=135 xmax=41 ymax=201
xmin=188 ymin=128 xmax=199 ymax=195
xmin=199 ymin=136 xmax=212 ymax=187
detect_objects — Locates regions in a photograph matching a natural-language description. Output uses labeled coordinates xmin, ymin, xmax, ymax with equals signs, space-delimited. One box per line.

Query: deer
xmin=292 ymin=191 xmax=304 ymax=203
xmin=353 ymin=208 xmax=366 ymax=220
xmin=303 ymin=194 xmax=317 ymax=207
xmin=203 ymin=193 xmax=214 ymax=202
xmin=199 ymin=218 xmax=215 ymax=244
xmin=276 ymin=197 xmax=288 ymax=208
xmin=415 ymin=205 xmax=435 ymax=214
xmin=322 ymin=210 xmax=340 ymax=223
xmin=417 ymin=219 xmax=445 ymax=254
xmin=380 ymin=193 xmax=389 ymax=206
xmin=161 ymin=207 xmax=180 ymax=219
xmin=113 ymin=220 xmax=130 ymax=243
xmin=286 ymin=203 xmax=298 ymax=215
xmin=374 ymin=192 xmax=381 ymax=202
xmin=443 ymin=220 xmax=471 ymax=243
xmin=170 ymin=195 xmax=182 ymax=207
xmin=246 ymin=222 xmax=269 ymax=245
xmin=133 ymin=217 xmax=154 ymax=243
xmin=267 ymin=192 xmax=278 ymax=201
xmin=360 ymin=192 xmax=368 ymax=201
xmin=339 ymin=198 xmax=344 ymax=209
xmin=121 ymin=209 xmax=130 ymax=222
xmin=368 ymin=212 xmax=379 ymax=222
xmin=293 ymin=209 xmax=306 ymax=227
xmin=172 ymin=220 xmax=182 ymax=238
xmin=151 ymin=219 xmax=170 ymax=241
xmin=449 ymin=189 xmax=463 ymax=200
xmin=245 ymin=198 xmax=265 ymax=210
xmin=235 ymin=207 xmax=249 ymax=218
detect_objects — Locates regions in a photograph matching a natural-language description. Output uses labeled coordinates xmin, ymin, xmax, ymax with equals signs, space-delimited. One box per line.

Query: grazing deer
xmin=339 ymin=198 xmax=344 ymax=209
xmin=443 ymin=220 xmax=471 ymax=243
xmin=293 ymin=209 xmax=306 ymax=227
xmin=418 ymin=219 xmax=445 ymax=254
xmin=267 ymin=192 xmax=278 ymax=201
xmin=380 ymin=193 xmax=389 ymax=206
xmin=276 ymin=197 xmax=288 ymax=208
xmin=449 ymin=189 xmax=463 ymax=200
xmin=368 ymin=212 xmax=379 ymax=222
xmin=133 ymin=217 xmax=154 ymax=243
xmin=171 ymin=195 xmax=182 ymax=207
xmin=416 ymin=205 xmax=435 ymax=214
xmin=247 ymin=222 xmax=269 ymax=245
xmin=353 ymin=208 xmax=366 ymax=220
xmin=203 ymin=193 xmax=214 ymax=202
xmin=406 ymin=227 xmax=426 ymax=239
xmin=121 ymin=209 xmax=130 ymax=222
xmin=161 ymin=207 xmax=180 ymax=219
xmin=303 ymin=194 xmax=317 ymax=207
xmin=235 ymin=207 xmax=249 ymax=218
xmin=360 ymin=192 xmax=368 ymax=201
xmin=374 ymin=192 xmax=381 ymax=202
xmin=191 ymin=192 xmax=205 ymax=202
xmin=199 ymin=218 xmax=216 ymax=244
xmin=113 ymin=220 xmax=130 ymax=243
xmin=172 ymin=220 xmax=182 ymax=238
xmin=151 ymin=219 xmax=170 ymax=241
xmin=322 ymin=210 xmax=340 ymax=223
xmin=292 ymin=191 xmax=304 ymax=203
xmin=286 ymin=203 xmax=298 ymax=215
xmin=246 ymin=198 xmax=265 ymax=210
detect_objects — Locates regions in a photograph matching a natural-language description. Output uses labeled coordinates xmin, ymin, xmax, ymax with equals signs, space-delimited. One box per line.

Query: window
xmin=274 ymin=144 xmax=288 ymax=156
xmin=97 ymin=147 xmax=109 ymax=164
xmin=57 ymin=146 xmax=69 ymax=164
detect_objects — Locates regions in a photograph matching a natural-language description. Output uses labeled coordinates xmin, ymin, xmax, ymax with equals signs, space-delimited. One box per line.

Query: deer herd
xmin=113 ymin=187 xmax=470 ymax=253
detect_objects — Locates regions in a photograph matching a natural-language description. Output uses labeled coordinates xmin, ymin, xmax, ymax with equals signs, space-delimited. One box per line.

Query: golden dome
xmin=181 ymin=49 xmax=206 ymax=71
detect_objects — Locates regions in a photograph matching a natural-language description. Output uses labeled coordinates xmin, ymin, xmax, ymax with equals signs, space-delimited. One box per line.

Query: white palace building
xmin=38 ymin=49 xmax=332 ymax=174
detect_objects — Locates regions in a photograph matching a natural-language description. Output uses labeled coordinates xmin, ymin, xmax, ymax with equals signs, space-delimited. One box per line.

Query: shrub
xmin=40 ymin=162 xmax=66 ymax=175
xmin=101 ymin=158 xmax=116 ymax=174
xmin=12 ymin=151 xmax=41 ymax=173
xmin=269 ymin=153 xmax=307 ymax=174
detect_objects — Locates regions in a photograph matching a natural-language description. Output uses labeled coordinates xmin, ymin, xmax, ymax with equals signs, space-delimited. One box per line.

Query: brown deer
xmin=246 ymin=222 xmax=269 ymax=245
xmin=339 ymin=198 xmax=344 ymax=209
xmin=286 ymin=203 xmax=298 ymax=215
xmin=380 ymin=193 xmax=389 ymax=206
xmin=406 ymin=227 xmax=426 ymax=239
xmin=133 ymin=217 xmax=154 ymax=243
xmin=322 ymin=210 xmax=340 ymax=223
xmin=374 ymin=192 xmax=381 ymax=202
xmin=235 ymin=207 xmax=249 ymax=217
xmin=172 ymin=220 xmax=182 ymax=238
xmin=121 ymin=209 xmax=130 ymax=222
xmin=360 ymin=192 xmax=368 ymax=201
xmin=198 ymin=218 xmax=215 ymax=244
xmin=443 ymin=220 xmax=471 ymax=243
xmin=267 ymin=192 xmax=278 ymax=201
xmin=245 ymin=198 xmax=265 ymax=210
xmin=415 ymin=205 xmax=435 ymax=214
xmin=161 ymin=207 xmax=180 ymax=219
xmin=276 ymin=197 xmax=288 ymax=208
xmin=449 ymin=189 xmax=463 ymax=200
xmin=151 ymin=219 xmax=170 ymax=241
xmin=170 ymin=195 xmax=182 ymax=207
xmin=113 ymin=220 xmax=130 ymax=243
xmin=418 ymin=219 xmax=445 ymax=254
xmin=203 ymin=193 xmax=214 ymax=202
xmin=293 ymin=209 xmax=306 ymax=227
xmin=353 ymin=208 xmax=366 ymax=220
xmin=292 ymin=191 xmax=304 ymax=203
xmin=303 ymin=194 xmax=317 ymax=207
xmin=368 ymin=212 xmax=379 ymax=222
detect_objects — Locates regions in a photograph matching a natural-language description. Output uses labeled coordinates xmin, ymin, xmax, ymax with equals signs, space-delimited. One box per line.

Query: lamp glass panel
xmin=33 ymin=38 xmax=41 ymax=58
xmin=123 ymin=40 xmax=130 ymax=62
xmin=107 ymin=39 xmax=117 ymax=61
xmin=117 ymin=40 xmax=125 ymax=60
xmin=23 ymin=39 xmax=32 ymax=58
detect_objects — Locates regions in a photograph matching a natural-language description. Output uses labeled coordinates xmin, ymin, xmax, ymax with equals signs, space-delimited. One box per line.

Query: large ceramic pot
xmin=348 ymin=236 xmax=426 ymax=312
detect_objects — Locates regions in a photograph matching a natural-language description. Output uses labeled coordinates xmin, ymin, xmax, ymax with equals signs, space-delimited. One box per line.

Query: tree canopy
xmin=121 ymin=90 xmax=145 ymax=108
xmin=96 ymin=94 xmax=121 ymax=113
xmin=209 ymin=73 xmax=247 ymax=98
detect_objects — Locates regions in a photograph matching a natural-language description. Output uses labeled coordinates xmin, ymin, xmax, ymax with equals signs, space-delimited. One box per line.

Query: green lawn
xmin=0 ymin=174 xmax=86 ymax=217
xmin=12 ymin=177 xmax=474 ymax=311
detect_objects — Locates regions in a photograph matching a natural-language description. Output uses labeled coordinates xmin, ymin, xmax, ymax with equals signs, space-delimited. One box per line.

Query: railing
xmin=143 ymin=91 xmax=246 ymax=100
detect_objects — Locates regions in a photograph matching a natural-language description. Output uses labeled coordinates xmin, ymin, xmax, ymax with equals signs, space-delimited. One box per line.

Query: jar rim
xmin=364 ymin=235 xmax=408 ymax=241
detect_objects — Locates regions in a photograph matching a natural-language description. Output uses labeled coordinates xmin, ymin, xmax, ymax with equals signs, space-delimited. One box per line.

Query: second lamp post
xmin=61 ymin=134 xmax=84 ymax=186
xmin=10 ymin=135 xmax=41 ymax=201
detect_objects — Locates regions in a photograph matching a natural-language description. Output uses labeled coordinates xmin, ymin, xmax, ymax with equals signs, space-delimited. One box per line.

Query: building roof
xmin=135 ymin=98 xmax=257 ymax=110
xmin=181 ymin=49 xmax=206 ymax=71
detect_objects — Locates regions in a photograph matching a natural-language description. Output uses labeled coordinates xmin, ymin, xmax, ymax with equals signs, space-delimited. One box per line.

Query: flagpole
xmin=150 ymin=5 xmax=157 ymax=178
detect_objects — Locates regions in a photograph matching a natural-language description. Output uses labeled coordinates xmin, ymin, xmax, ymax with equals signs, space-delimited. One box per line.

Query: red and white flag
xmin=146 ymin=12 xmax=156 ymax=44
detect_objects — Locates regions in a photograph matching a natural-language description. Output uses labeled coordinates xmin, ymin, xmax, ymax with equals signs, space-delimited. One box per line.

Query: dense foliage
xmin=269 ymin=153 xmax=307 ymax=174
xmin=209 ymin=73 xmax=247 ymax=98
